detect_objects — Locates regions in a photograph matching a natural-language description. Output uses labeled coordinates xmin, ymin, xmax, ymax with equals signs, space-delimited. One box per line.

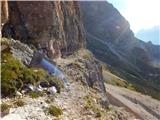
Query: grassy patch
xmin=83 ymin=95 xmax=102 ymax=118
xmin=14 ymin=99 xmax=26 ymax=107
xmin=1 ymin=103 xmax=12 ymax=116
xmin=29 ymin=91 xmax=44 ymax=99
xmin=1 ymin=37 xmax=11 ymax=46
xmin=45 ymin=99 xmax=51 ymax=104
xmin=1 ymin=50 xmax=48 ymax=96
xmin=44 ymin=105 xmax=63 ymax=117
xmin=1 ymin=51 xmax=24 ymax=96
xmin=103 ymin=69 xmax=136 ymax=91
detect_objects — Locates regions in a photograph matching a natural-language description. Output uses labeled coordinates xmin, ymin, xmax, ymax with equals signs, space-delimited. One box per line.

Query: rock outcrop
xmin=85 ymin=58 xmax=109 ymax=108
xmin=80 ymin=1 xmax=160 ymax=99
xmin=10 ymin=39 xmax=33 ymax=65
xmin=2 ymin=1 xmax=85 ymax=59
xmin=1 ymin=0 xmax=9 ymax=37
xmin=60 ymin=49 xmax=110 ymax=108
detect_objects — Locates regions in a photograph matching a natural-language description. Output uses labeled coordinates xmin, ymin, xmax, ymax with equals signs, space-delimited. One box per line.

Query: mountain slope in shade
xmin=136 ymin=26 xmax=160 ymax=45
xmin=80 ymin=1 xmax=160 ymax=99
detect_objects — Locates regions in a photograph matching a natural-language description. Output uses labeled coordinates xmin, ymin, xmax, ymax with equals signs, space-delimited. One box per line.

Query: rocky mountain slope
xmin=80 ymin=1 xmax=160 ymax=99
xmin=1 ymin=1 xmax=160 ymax=120
xmin=1 ymin=1 xmax=112 ymax=119
xmin=1 ymin=38 xmax=137 ymax=120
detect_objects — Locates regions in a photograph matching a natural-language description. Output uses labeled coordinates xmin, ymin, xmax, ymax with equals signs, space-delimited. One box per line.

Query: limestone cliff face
xmin=2 ymin=1 xmax=85 ymax=59
xmin=1 ymin=0 xmax=9 ymax=37
xmin=1 ymin=0 xmax=9 ymax=24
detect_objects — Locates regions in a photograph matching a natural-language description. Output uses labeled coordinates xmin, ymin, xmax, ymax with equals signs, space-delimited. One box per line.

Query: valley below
xmin=106 ymin=84 xmax=160 ymax=120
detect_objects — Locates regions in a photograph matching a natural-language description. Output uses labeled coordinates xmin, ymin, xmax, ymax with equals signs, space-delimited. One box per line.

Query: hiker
xmin=30 ymin=49 xmax=69 ymax=88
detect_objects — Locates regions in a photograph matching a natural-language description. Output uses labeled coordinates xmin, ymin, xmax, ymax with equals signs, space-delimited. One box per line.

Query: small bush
xmin=22 ymin=68 xmax=47 ymax=85
xmin=45 ymin=105 xmax=63 ymax=117
xmin=45 ymin=99 xmax=51 ymax=104
xmin=1 ymin=52 xmax=24 ymax=96
xmin=1 ymin=37 xmax=10 ymax=46
xmin=83 ymin=95 xmax=102 ymax=118
xmin=84 ymin=96 xmax=94 ymax=110
xmin=1 ymin=103 xmax=11 ymax=116
xmin=14 ymin=99 xmax=26 ymax=107
xmin=29 ymin=91 xmax=44 ymax=99
xmin=1 ymin=51 xmax=46 ymax=96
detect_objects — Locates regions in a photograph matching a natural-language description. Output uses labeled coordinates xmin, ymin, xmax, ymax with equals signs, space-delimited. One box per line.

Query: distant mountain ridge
xmin=80 ymin=1 xmax=160 ymax=99
xmin=136 ymin=26 xmax=160 ymax=45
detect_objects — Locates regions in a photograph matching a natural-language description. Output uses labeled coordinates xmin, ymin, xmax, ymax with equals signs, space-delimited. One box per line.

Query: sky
xmin=107 ymin=0 xmax=160 ymax=33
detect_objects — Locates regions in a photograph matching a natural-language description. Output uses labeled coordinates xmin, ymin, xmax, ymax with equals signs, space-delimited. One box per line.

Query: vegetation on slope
xmin=44 ymin=105 xmax=63 ymax=117
xmin=1 ymin=38 xmax=63 ymax=97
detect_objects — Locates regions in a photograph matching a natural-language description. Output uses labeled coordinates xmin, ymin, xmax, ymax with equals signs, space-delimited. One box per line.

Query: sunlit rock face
xmin=2 ymin=1 xmax=85 ymax=59
xmin=1 ymin=0 xmax=9 ymax=24
xmin=80 ymin=1 xmax=160 ymax=95
xmin=80 ymin=1 xmax=134 ymax=47
xmin=1 ymin=0 xmax=9 ymax=37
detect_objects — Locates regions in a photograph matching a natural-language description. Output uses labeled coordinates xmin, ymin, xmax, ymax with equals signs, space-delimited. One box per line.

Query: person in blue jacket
xmin=30 ymin=49 xmax=69 ymax=88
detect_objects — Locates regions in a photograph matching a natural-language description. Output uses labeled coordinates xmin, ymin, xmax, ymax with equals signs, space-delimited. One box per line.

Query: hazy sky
xmin=107 ymin=0 xmax=160 ymax=33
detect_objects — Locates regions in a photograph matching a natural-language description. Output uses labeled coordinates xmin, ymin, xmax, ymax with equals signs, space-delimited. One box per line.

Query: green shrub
xmin=1 ymin=103 xmax=11 ymax=116
xmin=84 ymin=96 xmax=94 ymax=110
xmin=1 ymin=40 xmax=63 ymax=97
xmin=45 ymin=105 xmax=63 ymax=117
xmin=1 ymin=52 xmax=24 ymax=96
xmin=1 ymin=51 xmax=63 ymax=97
xmin=29 ymin=91 xmax=44 ymax=99
xmin=1 ymin=51 xmax=47 ymax=96
xmin=83 ymin=95 xmax=103 ymax=118
xmin=22 ymin=68 xmax=47 ymax=85
xmin=45 ymin=99 xmax=51 ymax=104
xmin=1 ymin=37 xmax=11 ymax=46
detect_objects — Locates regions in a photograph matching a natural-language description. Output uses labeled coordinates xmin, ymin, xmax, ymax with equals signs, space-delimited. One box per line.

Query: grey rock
xmin=84 ymin=59 xmax=110 ymax=108
xmin=15 ymin=91 xmax=22 ymax=97
xmin=47 ymin=86 xmax=57 ymax=94
xmin=27 ymin=84 xmax=35 ymax=91
xmin=10 ymin=39 xmax=33 ymax=65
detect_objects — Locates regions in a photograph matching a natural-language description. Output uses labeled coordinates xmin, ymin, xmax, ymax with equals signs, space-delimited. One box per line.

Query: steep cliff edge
xmin=80 ymin=1 xmax=160 ymax=99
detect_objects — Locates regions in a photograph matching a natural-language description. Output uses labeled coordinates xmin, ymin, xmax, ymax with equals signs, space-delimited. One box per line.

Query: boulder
xmin=47 ymin=86 xmax=57 ymax=94
xmin=10 ymin=39 xmax=33 ymax=65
